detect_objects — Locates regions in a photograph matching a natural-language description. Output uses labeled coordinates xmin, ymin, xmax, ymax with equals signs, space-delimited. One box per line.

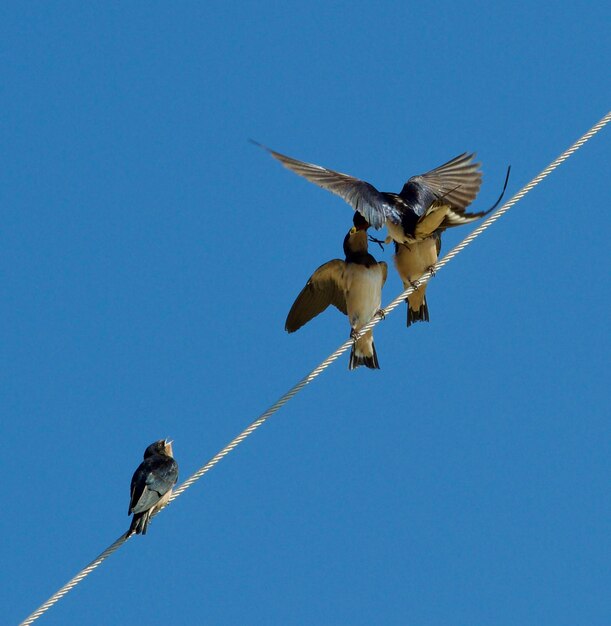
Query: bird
xmin=286 ymin=212 xmax=387 ymax=369
xmin=394 ymin=235 xmax=441 ymax=326
xmin=256 ymin=142 xmax=509 ymax=326
xmin=127 ymin=439 xmax=179 ymax=537
xmin=255 ymin=142 xmax=493 ymax=243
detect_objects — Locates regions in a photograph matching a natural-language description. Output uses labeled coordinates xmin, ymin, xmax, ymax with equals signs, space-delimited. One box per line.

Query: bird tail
xmin=349 ymin=330 xmax=380 ymax=370
xmin=126 ymin=511 xmax=151 ymax=537
xmin=406 ymin=286 xmax=429 ymax=327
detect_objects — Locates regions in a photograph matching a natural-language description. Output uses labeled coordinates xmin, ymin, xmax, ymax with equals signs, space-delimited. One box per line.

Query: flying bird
xmin=254 ymin=142 xmax=494 ymax=242
xmin=286 ymin=213 xmax=387 ymax=369
xmin=127 ymin=439 xmax=179 ymax=537
xmin=256 ymin=142 xmax=509 ymax=325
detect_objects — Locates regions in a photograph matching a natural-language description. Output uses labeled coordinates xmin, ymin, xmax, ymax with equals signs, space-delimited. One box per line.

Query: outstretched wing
xmin=400 ymin=153 xmax=486 ymax=237
xmin=257 ymin=143 xmax=398 ymax=229
xmin=285 ymin=259 xmax=348 ymax=332
xmin=402 ymin=152 xmax=482 ymax=212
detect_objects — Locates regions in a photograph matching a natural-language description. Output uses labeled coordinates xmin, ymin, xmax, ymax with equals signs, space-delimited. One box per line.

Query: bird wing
xmin=129 ymin=457 xmax=179 ymax=515
xmin=402 ymin=152 xmax=482 ymax=212
xmin=412 ymin=200 xmax=453 ymax=239
xmin=400 ymin=153 xmax=488 ymax=237
xmin=258 ymin=143 xmax=398 ymax=229
xmin=285 ymin=259 xmax=348 ymax=332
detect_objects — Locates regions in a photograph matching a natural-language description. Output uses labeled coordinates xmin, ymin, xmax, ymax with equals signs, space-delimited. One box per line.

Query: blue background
xmin=2 ymin=3 xmax=609 ymax=625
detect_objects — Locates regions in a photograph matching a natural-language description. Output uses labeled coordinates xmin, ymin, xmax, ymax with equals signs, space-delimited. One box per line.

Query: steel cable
xmin=20 ymin=110 xmax=611 ymax=626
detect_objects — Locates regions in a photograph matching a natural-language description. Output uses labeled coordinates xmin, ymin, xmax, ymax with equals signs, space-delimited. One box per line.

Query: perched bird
xmin=394 ymin=235 xmax=441 ymax=326
xmin=127 ymin=439 xmax=179 ymax=537
xmin=286 ymin=212 xmax=387 ymax=369
xmin=257 ymin=143 xmax=508 ymax=326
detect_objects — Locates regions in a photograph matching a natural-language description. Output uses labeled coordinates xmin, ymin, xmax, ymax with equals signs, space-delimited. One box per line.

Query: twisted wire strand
xmin=20 ymin=110 xmax=611 ymax=626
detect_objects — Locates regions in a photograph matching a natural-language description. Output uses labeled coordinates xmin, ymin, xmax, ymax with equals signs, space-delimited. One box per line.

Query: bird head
xmin=143 ymin=439 xmax=170 ymax=458
xmin=350 ymin=211 xmax=370 ymax=233
xmin=344 ymin=214 xmax=370 ymax=256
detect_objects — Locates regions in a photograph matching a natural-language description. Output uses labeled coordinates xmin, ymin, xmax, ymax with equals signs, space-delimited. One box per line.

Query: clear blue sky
xmin=2 ymin=3 xmax=609 ymax=625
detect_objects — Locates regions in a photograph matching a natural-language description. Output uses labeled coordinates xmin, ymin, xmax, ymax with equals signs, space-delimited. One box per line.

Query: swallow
xmin=257 ymin=143 xmax=509 ymax=325
xmin=394 ymin=236 xmax=441 ymax=326
xmin=286 ymin=212 xmax=387 ymax=369
xmin=254 ymin=142 xmax=504 ymax=243
xmin=127 ymin=439 xmax=179 ymax=537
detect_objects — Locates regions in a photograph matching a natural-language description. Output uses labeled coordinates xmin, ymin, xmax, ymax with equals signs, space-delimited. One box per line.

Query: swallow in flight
xmin=255 ymin=143 xmax=495 ymax=242
xmin=127 ymin=439 xmax=179 ymax=537
xmin=286 ymin=213 xmax=387 ymax=369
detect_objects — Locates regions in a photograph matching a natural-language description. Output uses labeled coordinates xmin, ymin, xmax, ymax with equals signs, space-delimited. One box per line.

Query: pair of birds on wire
xmin=257 ymin=142 xmax=509 ymax=370
xmin=125 ymin=145 xmax=510 ymax=539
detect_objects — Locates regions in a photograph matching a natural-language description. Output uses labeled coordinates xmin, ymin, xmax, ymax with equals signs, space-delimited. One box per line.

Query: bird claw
xmin=426 ymin=264 xmax=437 ymax=277
xmin=408 ymin=278 xmax=420 ymax=291
xmin=376 ymin=308 xmax=386 ymax=320
xmin=367 ymin=235 xmax=386 ymax=251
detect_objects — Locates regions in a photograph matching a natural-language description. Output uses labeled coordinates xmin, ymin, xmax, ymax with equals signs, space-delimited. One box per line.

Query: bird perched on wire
xmin=393 ymin=236 xmax=441 ymax=326
xmin=286 ymin=212 xmax=387 ymax=370
xmin=256 ymin=142 xmax=509 ymax=326
xmin=389 ymin=158 xmax=508 ymax=325
xmin=126 ymin=439 xmax=179 ymax=537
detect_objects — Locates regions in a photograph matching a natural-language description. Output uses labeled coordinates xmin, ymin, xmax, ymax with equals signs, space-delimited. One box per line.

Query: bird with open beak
xmin=286 ymin=212 xmax=387 ymax=370
xmin=257 ymin=143 xmax=508 ymax=326
xmin=126 ymin=439 xmax=178 ymax=537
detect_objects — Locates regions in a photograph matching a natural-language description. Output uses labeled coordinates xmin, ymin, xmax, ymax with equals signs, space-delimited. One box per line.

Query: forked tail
xmin=349 ymin=331 xmax=380 ymax=370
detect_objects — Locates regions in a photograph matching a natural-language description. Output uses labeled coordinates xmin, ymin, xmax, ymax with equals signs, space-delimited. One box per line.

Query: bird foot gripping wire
xmin=350 ymin=308 xmax=385 ymax=345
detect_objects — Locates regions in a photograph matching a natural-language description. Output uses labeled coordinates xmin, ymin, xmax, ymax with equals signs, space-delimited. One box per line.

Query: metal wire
xmin=19 ymin=110 xmax=611 ymax=626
